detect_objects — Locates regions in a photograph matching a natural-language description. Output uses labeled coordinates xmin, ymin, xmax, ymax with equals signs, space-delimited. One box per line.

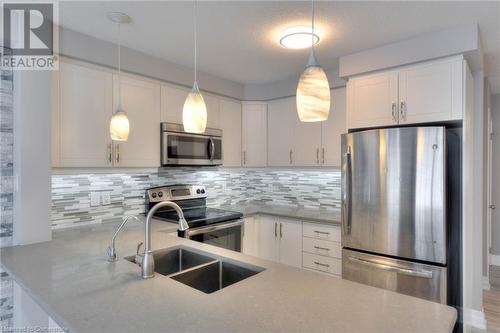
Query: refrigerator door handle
xmin=342 ymin=146 xmax=352 ymax=234
xmin=348 ymin=256 xmax=433 ymax=279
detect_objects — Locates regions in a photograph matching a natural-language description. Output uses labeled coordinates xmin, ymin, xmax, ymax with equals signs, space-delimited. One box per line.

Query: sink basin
xmin=125 ymin=246 xmax=215 ymax=276
xmin=170 ymin=260 xmax=264 ymax=294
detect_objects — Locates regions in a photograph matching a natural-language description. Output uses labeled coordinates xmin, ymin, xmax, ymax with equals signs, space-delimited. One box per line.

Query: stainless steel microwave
xmin=160 ymin=122 xmax=222 ymax=166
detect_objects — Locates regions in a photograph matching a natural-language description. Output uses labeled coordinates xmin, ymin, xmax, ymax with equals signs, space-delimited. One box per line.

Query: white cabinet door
xmin=347 ymin=71 xmax=398 ymax=130
xmin=267 ymin=98 xmax=295 ymax=166
xmin=160 ymin=85 xmax=189 ymax=125
xmin=321 ymin=88 xmax=347 ymax=167
xmin=59 ymin=62 xmax=113 ymax=167
xmin=242 ymin=216 xmax=259 ymax=257
xmin=399 ymin=58 xmax=463 ymax=124
xmin=113 ymin=75 xmax=161 ymax=167
xmin=293 ymin=118 xmax=322 ymax=167
xmin=278 ymin=218 xmax=303 ymax=268
xmin=257 ymin=215 xmax=279 ymax=262
xmin=242 ymin=103 xmax=267 ymax=167
xmin=205 ymin=94 xmax=220 ymax=129
xmin=220 ymin=99 xmax=242 ymax=167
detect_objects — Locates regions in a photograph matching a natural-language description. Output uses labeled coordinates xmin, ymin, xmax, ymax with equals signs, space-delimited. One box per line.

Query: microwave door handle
xmin=209 ymin=138 xmax=215 ymax=161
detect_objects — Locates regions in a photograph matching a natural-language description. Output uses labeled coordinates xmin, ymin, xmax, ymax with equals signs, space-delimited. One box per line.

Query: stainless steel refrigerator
xmin=341 ymin=127 xmax=462 ymax=310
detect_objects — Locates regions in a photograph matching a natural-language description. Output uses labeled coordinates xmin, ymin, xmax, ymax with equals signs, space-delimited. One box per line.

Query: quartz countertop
xmin=1 ymin=218 xmax=456 ymax=333
xmin=217 ymin=202 xmax=341 ymax=225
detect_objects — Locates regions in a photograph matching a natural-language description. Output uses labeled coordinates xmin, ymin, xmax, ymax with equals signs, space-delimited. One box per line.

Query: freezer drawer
xmin=341 ymin=127 xmax=446 ymax=264
xmin=342 ymin=249 xmax=447 ymax=304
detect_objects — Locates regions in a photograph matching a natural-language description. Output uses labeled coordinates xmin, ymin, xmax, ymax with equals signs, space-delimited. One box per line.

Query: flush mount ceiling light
xmin=279 ymin=26 xmax=320 ymax=49
xmin=183 ymin=0 xmax=207 ymax=134
xmin=108 ymin=12 xmax=131 ymax=141
xmin=296 ymin=0 xmax=331 ymax=122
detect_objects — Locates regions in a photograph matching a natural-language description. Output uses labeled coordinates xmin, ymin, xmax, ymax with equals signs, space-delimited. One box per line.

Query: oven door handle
xmin=184 ymin=219 xmax=244 ymax=237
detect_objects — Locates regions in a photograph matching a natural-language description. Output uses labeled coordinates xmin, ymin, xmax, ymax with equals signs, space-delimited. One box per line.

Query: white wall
xmin=491 ymin=94 xmax=500 ymax=256
xmin=13 ymin=70 xmax=52 ymax=245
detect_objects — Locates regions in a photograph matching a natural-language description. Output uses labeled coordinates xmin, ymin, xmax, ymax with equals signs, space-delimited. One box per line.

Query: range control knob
xmin=196 ymin=189 xmax=201 ymax=194
xmin=158 ymin=191 xmax=163 ymax=198
xmin=200 ymin=189 xmax=205 ymax=194
xmin=151 ymin=192 xmax=157 ymax=198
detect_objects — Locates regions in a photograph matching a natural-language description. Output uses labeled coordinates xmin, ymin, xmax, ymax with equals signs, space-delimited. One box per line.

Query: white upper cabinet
xmin=321 ymin=88 xmax=347 ymax=167
xmin=347 ymin=71 xmax=399 ymax=130
xmin=293 ymin=116 xmax=322 ymax=167
xmin=346 ymin=56 xmax=468 ymax=130
xmin=205 ymin=94 xmax=221 ymax=129
xmin=58 ymin=62 xmax=113 ymax=167
xmin=398 ymin=58 xmax=464 ymax=124
xmin=160 ymin=85 xmax=188 ymax=125
xmin=220 ymin=99 xmax=242 ymax=167
xmin=113 ymin=75 xmax=161 ymax=167
xmin=242 ymin=103 xmax=268 ymax=167
xmin=267 ymin=98 xmax=295 ymax=166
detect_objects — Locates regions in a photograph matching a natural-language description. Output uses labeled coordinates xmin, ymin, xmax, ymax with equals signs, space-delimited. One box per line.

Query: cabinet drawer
xmin=303 ymin=237 xmax=341 ymax=259
xmin=302 ymin=253 xmax=342 ymax=276
xmin=303 ymin=223 xmax=341 ymax=242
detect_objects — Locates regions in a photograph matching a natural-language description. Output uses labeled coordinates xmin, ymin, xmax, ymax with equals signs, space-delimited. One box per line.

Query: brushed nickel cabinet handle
xmin=107 ymin=143 xmax=112 ymax=164
xmin=243 ymin=151 xmax=246 ymax=165
xmin=280 ymin=222 xmax=283 ymax=238
xmin=274 ymin=222 xmax=277 ymax=238
xmin=316 ymin=148 xmax=320 ymax=164
xmin=314 ymin=261 xmax=330 ymax=268
xmin=314 ymin=246 xmax=330 ymax=251
xmin=289 ymin=149 xmax=293 ymax=165
xmin=322 ymin=148 xmax=325 ymax=165
xmin=400 ymin=101 xmax=406 ymax=122
xmin=391 ymin=101 xmax=398 ymax=122
xmin=115 ymin=144 xmax=120 ymax=164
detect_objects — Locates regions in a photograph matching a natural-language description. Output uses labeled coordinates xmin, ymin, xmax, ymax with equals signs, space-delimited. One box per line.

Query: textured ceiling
xmin=59 ymin=1 xmax=500 ymax=92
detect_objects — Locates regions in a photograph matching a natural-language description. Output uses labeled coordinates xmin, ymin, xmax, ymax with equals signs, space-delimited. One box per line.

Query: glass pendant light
xmin=108 ymin=12 xmax=130 ymax=141
xmin=296 ymin=0 xmax=331 ymax=122
xmin=183 ymin=0 xmax=207 ymax=134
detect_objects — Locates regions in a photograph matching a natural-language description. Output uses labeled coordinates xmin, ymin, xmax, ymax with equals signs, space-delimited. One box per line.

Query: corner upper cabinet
xmin=347 ymin=71 xmax=398 ymax=130
xmin=267 ymin=98 xmax=295 ymax=166
xmin=112 ymin=75 xmax=161 ymax=167
xmin=220 ymin=99 xmax=242 ymax=167
xmin=346 ymin=56 xmax=469 ymax=130
xmin=58 ymin=62 xmax=113 ymax=167
xmin=242 ymin=102 xmax=267 ymax=167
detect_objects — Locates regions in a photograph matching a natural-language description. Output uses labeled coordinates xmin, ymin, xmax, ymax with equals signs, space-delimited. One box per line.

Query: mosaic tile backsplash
xmin=52 ymin=168 xmax=341 ymax=229
xmin=0 ymin=47 xmax=14 ymax=327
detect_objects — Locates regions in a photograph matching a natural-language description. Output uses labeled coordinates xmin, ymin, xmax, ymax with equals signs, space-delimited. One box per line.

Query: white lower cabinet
xmin=242 ymin=216 xmax=259 ymax=257
xmin=302 ymin=222 xmax=342 ymax=277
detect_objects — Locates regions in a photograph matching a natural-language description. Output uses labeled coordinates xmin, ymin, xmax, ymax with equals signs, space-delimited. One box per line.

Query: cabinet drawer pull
xmin=314 ymin=261 xmax=330 ymax=268
xmin=314 ymin=246 xmax=330 ymax=251
xmin=314 ymin=230 xmax=330 ymax=235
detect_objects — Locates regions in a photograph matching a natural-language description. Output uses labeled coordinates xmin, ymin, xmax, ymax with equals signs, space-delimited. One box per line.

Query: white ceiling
xmin=59 ymin=1 xmax=500 ymax=92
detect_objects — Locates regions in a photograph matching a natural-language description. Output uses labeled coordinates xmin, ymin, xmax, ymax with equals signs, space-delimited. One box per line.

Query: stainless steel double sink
xmin=125 ymin=246 xmax=264 ymax=294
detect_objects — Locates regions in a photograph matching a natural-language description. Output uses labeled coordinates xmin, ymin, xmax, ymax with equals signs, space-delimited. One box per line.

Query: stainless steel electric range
xmin=146 ymin=184 xmax=243 ymax=252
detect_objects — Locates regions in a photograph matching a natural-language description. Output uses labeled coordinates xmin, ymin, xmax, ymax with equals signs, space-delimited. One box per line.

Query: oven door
xmin=186 ymin=220 xmax=243 ymax=252
xmin=161 ymin=132 xmax=222 ymax=166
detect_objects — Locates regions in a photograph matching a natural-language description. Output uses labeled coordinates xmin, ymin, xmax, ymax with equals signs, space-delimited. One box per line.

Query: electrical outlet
xmin=90 ymin=192 xmax=100 ymax=207
xmin=102 ymin=192 xmax=111 ymax=205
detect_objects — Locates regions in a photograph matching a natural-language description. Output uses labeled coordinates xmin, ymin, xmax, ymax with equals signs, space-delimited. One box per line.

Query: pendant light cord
xmin=117 ymin=22 xmax=122 ymax=109
xmin=194 ymin=0 xmax=198 ymax=84
xmin=311 ymin=0 xmax=315 ymax=53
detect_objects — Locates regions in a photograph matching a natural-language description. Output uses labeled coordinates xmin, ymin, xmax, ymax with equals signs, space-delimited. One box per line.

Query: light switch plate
xmin=102 ymin=192 xmax=111 ymax=205
xmin=90 ymin=192 xmax=100 ymax=207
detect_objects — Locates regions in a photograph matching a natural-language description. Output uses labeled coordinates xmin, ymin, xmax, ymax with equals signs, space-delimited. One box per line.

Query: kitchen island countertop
xmin=1 ymin=218 xmax=456 ymax=333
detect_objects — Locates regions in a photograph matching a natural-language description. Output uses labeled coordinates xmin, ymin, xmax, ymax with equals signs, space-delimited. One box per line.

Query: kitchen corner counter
xmin=217 ymin=202 xmax=341 ymax=225
xmin=1 ymin=219 xmax=456 ymax=333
